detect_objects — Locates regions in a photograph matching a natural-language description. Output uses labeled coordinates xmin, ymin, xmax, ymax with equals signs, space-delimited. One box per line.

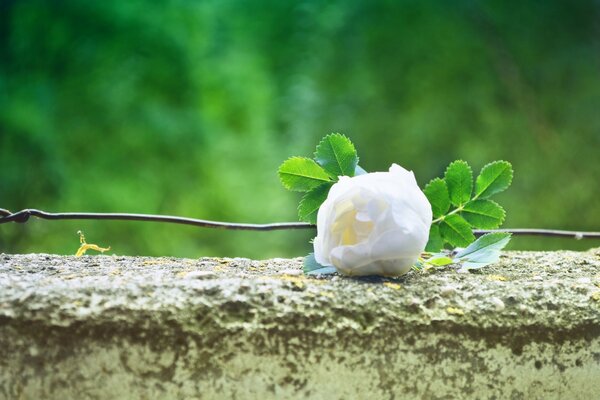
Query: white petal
xmin=313 ymin=236 xmax=332 ymax=266
xmin=312 ymin=162 xmax=433 ymax=277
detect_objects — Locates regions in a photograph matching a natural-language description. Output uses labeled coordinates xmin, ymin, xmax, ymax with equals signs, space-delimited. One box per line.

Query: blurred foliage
xmin=1 ymin=0 xmax=599 ymax=258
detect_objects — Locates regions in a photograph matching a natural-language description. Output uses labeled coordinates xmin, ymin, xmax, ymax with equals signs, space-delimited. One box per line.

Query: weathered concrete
xmin=0 ymin=249 xmax=599 ymax=399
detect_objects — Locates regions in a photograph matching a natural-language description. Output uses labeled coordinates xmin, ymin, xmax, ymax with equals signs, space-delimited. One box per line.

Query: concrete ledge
xmin=1 ymin=250 xmax=600 ymax=399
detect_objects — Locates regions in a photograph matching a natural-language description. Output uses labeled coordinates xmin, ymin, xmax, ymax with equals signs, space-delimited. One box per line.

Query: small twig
xmin=0 ymin=208 xmax=599 ymax=238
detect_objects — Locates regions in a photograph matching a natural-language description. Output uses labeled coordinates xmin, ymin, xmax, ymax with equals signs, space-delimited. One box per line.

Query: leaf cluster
xmin=278 ymin=133 xmax=360 ymax=223
xmin=423 ymin=160 xmax=513 ymax=251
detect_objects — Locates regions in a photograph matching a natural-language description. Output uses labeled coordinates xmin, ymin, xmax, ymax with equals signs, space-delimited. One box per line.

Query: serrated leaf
xmin=462 ymin=199 xmax=505 ymax=229
xmin=474 ymin=161 xmax=513 ymax=199
xmin=440 ymin=214 xmax=475 ymax=247
xmin=454 ymin=232 xmax=511 ymax=270
xmin=303 ymin=253 xmax=336 ymax=275
xmin=425 ymin=224 xmax=444 ymax=252
xmin=298 ymin=183 xmax=332 ymax=223
xmin=445 ymin=160 xmax=473 ymax=206
xmin=278 ymin=157 xmax=332 ymax=192
xmin=314 ymin=133 xmax=359 ymax=178
xmin=423 ymin=178 xmax=450 ymax=218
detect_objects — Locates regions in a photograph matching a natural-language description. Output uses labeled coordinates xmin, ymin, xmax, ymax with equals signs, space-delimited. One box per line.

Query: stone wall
xmin=1 ymin=250 xmax=599 ymax=399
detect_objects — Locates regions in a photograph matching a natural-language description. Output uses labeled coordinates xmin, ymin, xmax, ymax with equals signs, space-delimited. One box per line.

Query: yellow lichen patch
xmin=487 ymin=275 xmax=508 ymax=282
xmin=142 ymin=260 xmax=167 ymax=266
xmin=75 ymin=231 xmax=110 ymax=257
xmin=591 ymin=292 xmax=600 ymax=302
xmin=447 ymin=307 xmax=465 ymax=316
xmin=278 ymin=274 xmax=307 ymax=289
xmin=320 ymin=291 xmax=335 ymax=299
xmin=383 ymin=282 xmax=402 ymax=290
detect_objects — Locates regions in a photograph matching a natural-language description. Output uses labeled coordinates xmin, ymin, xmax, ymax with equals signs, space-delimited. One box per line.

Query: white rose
xmin=313 ymin=164 xmax=432 ymax=276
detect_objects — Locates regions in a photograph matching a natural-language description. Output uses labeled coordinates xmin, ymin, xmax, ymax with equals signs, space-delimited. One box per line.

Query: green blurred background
xmin=1 ymin=0 xmax=599 ymax=258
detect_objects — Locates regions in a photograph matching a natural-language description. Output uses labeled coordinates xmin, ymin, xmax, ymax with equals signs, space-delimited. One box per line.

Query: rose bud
xmin=313 ymin=164 xmax=432 ymax=276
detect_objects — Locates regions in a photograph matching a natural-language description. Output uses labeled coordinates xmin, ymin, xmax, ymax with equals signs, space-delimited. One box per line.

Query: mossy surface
xmin=1 ymin=250 xmax=599 ymax=399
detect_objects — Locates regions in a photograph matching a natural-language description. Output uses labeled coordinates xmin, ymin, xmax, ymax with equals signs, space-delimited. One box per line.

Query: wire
xmin=0 ymin=208 xmax=599 ymax=238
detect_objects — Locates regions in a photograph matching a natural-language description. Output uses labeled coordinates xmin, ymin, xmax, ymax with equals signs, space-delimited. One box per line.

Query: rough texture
xmin=1 ymin=249 xmax=600 ymax=399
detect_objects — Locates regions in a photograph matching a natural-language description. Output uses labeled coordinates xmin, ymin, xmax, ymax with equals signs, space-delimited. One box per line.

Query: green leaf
xmin=453 ymin=232 xmax=511 ymax=270
xmin=354 ymin=165 xmax=367 ymax=175
xmin=423 ymin=178 xmax=450 ymax=218
xmin=440 ymin=214 xmax=475 ymax=247
xmin=278 ymin=157 xmax=332 ymax=192
xmin=462 ymin=199 xmax=505 ymax=229
xmin=314 ymin=133 xmax=359 ymax=178
xmin=426 ymin=256 xmax=455 ymax=267
xmin=425 ymin=224 xmax=444 ymax=252
xmin=445 ymin=160 xmax=473 ymax=206
xmin=298 ymin=183 xmax=332 ymax=223
xmin=474 ymin=161 xmax=513 ymax=199
xmin=303 ymin=253 xmax=336 ymax=275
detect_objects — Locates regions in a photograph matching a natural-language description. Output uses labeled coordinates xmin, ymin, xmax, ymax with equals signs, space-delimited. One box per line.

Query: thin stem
xmin=431 ymin=205 xmax=464 ymax=224
xmin=0 ymin=208 xmax=599 ymax=238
